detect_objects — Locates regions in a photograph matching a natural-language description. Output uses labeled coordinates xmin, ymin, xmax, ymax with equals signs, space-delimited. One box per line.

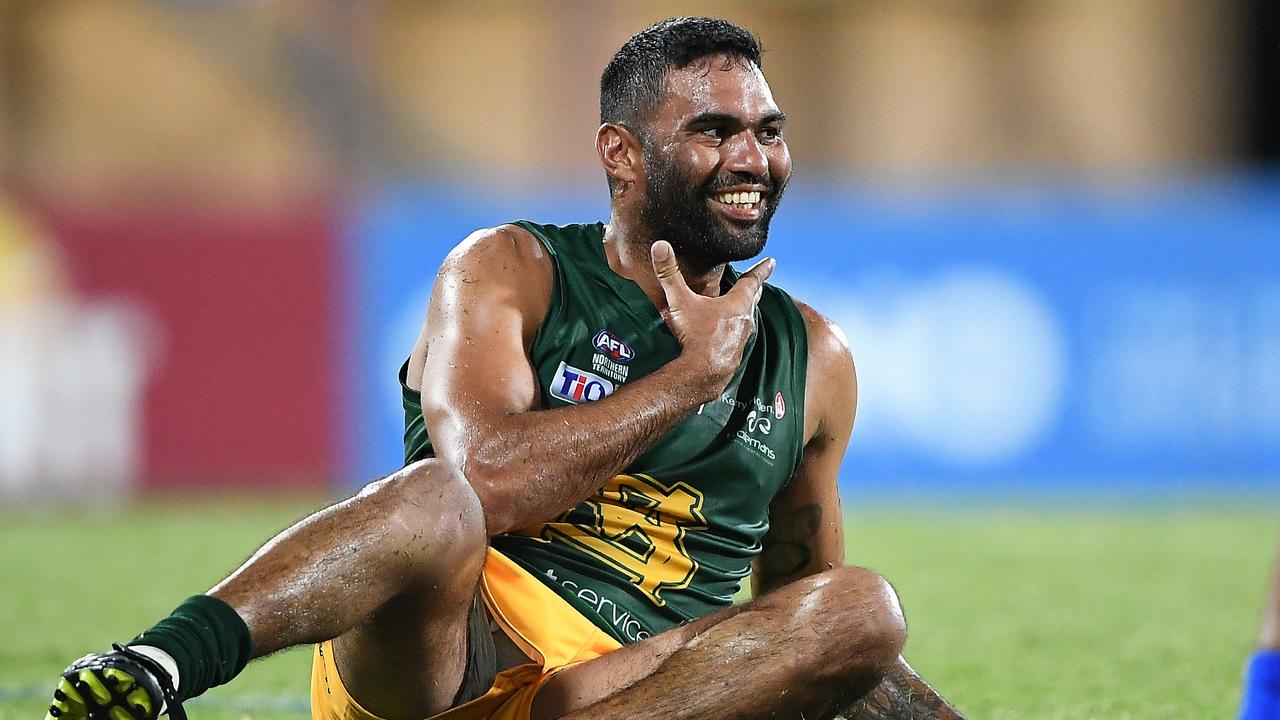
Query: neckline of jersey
xmin=587 ymin=222 xmax=743 ymax=311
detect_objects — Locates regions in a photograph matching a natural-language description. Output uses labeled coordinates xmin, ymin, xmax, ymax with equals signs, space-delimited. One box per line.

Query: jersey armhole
xmin=769 ymin=285 xmax=809 ymax=481
xmin=509 ymin=220 xmax=566 ymax=381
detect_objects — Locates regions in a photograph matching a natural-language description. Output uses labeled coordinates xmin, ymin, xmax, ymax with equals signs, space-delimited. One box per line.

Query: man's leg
xmin=532 ymin=567 xmax=907 ymax=720
xmin=1241 ymin=540 xmax=1280 ymax=720
xmin=51 ymin=459 xmax=488 ymax=720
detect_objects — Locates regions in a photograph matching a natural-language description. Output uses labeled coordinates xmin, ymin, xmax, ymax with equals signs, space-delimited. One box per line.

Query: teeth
xmin=716 ymin=191 xmax=761 ymax=206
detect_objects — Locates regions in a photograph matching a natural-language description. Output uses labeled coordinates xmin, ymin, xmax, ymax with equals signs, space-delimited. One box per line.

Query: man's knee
xmin=360 ymin=459 xmax=487 ymax=571
xmin=789 ymin=566 xmax=907 ymax=681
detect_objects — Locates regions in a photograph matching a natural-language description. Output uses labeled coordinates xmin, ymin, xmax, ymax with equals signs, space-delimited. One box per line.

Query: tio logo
xmin=550 ymin=361 xmax=615 ymax=404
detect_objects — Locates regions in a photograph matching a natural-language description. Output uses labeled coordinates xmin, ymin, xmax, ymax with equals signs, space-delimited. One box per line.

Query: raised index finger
xmin=730 ymin=256 xmax=777 ymax=299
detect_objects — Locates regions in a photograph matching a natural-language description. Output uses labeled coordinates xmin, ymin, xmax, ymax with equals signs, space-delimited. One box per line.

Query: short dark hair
xmin=600 ymin=17 xmax=763 ymax=129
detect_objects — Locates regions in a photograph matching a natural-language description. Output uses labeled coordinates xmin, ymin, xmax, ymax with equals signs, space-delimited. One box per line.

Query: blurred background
xmin=1 ymin=0 xmax=1277 ymax=500
xmin=3 ymin=2 xmax=1279 ymax=717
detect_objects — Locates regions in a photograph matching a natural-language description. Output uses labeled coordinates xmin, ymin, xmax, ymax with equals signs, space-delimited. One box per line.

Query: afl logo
xmin=774 ymin=392 xmax=786 ymax=419
xmin=592 ymin=329 xmax=635 ymax=363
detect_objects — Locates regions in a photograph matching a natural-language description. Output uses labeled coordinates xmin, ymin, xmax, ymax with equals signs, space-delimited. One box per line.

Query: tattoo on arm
xmin=839 ymin=659 xmax=965 ymax=720
xmin=757 ymin=503 xmax=821 ymax=588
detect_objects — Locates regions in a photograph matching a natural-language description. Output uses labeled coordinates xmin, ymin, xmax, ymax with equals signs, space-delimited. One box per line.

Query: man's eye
xmin=760 ymin=127 xmax=782 ymax=142
xmin=700 ymin=127 xmax=726 ymax=141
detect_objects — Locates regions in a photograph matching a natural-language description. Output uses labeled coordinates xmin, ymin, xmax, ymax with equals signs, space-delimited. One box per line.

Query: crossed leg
xmin=190 ymin=458 xmax=904 ymax=720
xmin=538 ymin=567 xmax=906 ymax=720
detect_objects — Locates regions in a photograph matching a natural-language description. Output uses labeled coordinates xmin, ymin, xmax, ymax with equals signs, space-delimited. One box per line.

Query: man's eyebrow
xmin=686 ymin=112 xmax=741 ymax=127
xmin=685 ymin=111 xmax=788 ymax=127
xmin=762 ymin=111 xmax=787 ymax=127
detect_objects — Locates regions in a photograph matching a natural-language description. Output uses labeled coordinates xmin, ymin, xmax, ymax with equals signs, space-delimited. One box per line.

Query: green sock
xmin=128 ymin=595 xmax=253 ymax=701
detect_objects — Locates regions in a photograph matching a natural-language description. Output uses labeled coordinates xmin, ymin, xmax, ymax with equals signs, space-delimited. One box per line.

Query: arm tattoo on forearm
xmin=838 ymin=659 xmax=965 ymax=720
xmin=758 ymin=503 xmax=821 ymax=584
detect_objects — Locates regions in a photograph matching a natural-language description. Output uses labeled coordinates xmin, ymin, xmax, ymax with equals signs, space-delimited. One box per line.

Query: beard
xmin=637 ymin=144 xmax=787 ymax=265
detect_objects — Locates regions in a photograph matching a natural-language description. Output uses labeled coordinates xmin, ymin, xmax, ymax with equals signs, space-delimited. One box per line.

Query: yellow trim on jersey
xmin=311 ymin=548 xmax=622 ymax=720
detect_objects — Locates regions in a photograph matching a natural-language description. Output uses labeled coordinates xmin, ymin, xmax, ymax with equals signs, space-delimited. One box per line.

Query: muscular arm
xmin=415 ymin=227 xmax=772 ymax=536
xmin=754 ymin=302 xmax=966 ymax=719
xmin=752 ymin=302 xmax=852 ymax=596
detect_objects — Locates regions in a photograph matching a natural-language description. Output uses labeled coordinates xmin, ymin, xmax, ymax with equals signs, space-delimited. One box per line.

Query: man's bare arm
xmin=752 ymin=301 xmax=853 ymax=596
xmin=755 ymin=302 xmax=966 ymax=719
xmin=417 ymin=227 xmax=774 ymax=535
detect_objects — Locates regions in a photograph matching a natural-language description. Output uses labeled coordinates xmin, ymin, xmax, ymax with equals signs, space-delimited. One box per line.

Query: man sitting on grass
xmin=48 ymin=17 xmax=964 ymax=720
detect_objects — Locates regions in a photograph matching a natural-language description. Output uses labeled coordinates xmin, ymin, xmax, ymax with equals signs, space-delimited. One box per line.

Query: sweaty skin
xmin=403 ymin=56 xmax=961 ymax=719
xmin=194 ymin=48 xmax=963 ymax=720
xmin=41 ymin=19 xmax=971 ymax=720
xmin=408 ymin=59 xmax=796 ymax=538
xmin=406 ymin=55 xmax=795 ymax=539
xmin=408 ymin=233 xmax=775 ymax=537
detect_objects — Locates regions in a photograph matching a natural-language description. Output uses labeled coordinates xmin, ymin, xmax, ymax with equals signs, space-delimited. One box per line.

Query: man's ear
xmin=597 ymin=123 xmax=644 ymax=188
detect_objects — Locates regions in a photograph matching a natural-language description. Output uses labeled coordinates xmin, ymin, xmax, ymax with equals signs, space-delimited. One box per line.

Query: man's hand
xmin=650 ymin=240 xmax=776 ymax=401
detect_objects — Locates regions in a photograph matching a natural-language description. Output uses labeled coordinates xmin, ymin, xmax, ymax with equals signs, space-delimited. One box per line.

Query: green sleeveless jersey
xmin=401 ymin=220 xmax=809 ymax=645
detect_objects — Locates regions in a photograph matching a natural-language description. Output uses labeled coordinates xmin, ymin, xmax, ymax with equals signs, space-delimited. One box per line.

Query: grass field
xmin=1 ymin=495 xmax=1275 ymax=720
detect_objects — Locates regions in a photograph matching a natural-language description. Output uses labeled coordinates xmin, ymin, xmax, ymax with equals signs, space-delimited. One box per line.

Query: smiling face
xmin=634 ymin=54 xmax=792 ymax=264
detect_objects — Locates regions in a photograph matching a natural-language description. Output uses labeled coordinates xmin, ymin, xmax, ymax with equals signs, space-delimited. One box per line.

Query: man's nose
xmin=725 ymin=131 xmax=768 ymax=177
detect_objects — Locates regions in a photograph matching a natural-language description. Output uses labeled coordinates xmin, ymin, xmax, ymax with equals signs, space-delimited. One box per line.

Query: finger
xmin=731 ymin=256 xmax=776 ymax=299
xmin=650 ymin=241 xmax=692 ymax=299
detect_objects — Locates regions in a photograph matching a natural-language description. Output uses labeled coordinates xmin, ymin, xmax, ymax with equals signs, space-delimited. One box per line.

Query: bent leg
xmin=534 ymin=566 xmax=906 ymax=720
xmin=210 ymin=459 xmax=488 ymax=719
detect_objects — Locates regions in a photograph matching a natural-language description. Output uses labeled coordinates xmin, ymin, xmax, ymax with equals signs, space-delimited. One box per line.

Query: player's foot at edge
xmin=47 ymin=644 xmax=186 ymax=720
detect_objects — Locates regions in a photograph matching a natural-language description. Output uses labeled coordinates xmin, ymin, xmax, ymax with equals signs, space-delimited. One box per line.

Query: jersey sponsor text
xmin=592 ymin=352 xmax=630 ymax=382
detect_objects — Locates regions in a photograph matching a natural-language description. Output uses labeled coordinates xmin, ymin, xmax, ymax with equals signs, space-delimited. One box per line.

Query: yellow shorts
xmin=311 ymin=548 xmax=623 ymax=720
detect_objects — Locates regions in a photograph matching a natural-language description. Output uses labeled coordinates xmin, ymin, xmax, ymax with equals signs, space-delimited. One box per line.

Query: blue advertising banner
xmin=346 ymin=176 xmax=1280 ymax=496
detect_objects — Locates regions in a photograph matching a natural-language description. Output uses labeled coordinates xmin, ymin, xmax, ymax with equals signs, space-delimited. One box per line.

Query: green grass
xmin=1 ymin=497 xmax=1274 ymax=719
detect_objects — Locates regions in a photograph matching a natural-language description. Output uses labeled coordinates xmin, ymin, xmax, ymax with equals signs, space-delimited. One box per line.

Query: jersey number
xmin=543 ymin=473 xmax=706 ymax=606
